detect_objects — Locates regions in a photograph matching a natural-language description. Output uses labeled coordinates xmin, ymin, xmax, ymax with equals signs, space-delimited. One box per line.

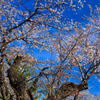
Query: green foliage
xmin=18 ymin=64 xmax=34 ymax=78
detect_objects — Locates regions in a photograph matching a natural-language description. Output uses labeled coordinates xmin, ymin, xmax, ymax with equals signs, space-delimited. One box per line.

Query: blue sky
xmin=65 ymin=0 xmax=100 ymax=22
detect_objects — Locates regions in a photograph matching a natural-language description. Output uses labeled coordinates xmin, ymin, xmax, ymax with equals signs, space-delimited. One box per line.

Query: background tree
xmin=0 ymin=0 xmax=100 ymax=100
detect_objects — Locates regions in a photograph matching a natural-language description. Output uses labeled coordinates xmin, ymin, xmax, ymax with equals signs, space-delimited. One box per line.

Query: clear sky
xmin=65 ymin=0 xmax=100 ymax=23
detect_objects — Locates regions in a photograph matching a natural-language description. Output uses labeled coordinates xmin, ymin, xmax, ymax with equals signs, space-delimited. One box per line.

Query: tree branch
xmin=86 ymin=60 xmax=100 ymax=81
xmin=72 ymin=53 xmax=84 ymax=80
xmin=8 ymin=8 xmax=38 ymax=32
xmin=46 ymin=82 xmax=88 ymax=100
xmin=32 ymin=67 xmax=49 ymax=86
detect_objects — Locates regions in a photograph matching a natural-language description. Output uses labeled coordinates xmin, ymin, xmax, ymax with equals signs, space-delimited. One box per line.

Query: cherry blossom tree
xmin=0 ymin=0 xmax=100 ymax=100
xmin=44 ymin=5 xmax=100 ymax=100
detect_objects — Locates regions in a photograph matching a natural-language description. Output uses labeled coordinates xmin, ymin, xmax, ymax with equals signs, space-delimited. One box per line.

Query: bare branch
xmin=8 ymin=8 xmax=38 ymax=32
xmin=86 ymin=60 xmax=100 ymax=81
xmin=72 ymin=53 xmax=84 ymax=80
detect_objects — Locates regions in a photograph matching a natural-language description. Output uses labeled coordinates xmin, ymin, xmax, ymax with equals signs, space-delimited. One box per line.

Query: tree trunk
xmin=7 ymin=55 xmax=34 ymax=100
xmin=46 ymin=82 xmax=88 ymax=100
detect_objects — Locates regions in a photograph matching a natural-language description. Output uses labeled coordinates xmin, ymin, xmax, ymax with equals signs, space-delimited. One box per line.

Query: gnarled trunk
xmin=46 ymin=82 xmax=88 ymax=100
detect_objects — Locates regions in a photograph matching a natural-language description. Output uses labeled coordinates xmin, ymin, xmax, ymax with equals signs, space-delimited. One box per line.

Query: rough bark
xmin=7 ymin=55 xmax=33 ymax=100
xmin=0 ymin=51 xmax=7 ymax=100
xmin=46 ymin=82 xmax=88 ymax=100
